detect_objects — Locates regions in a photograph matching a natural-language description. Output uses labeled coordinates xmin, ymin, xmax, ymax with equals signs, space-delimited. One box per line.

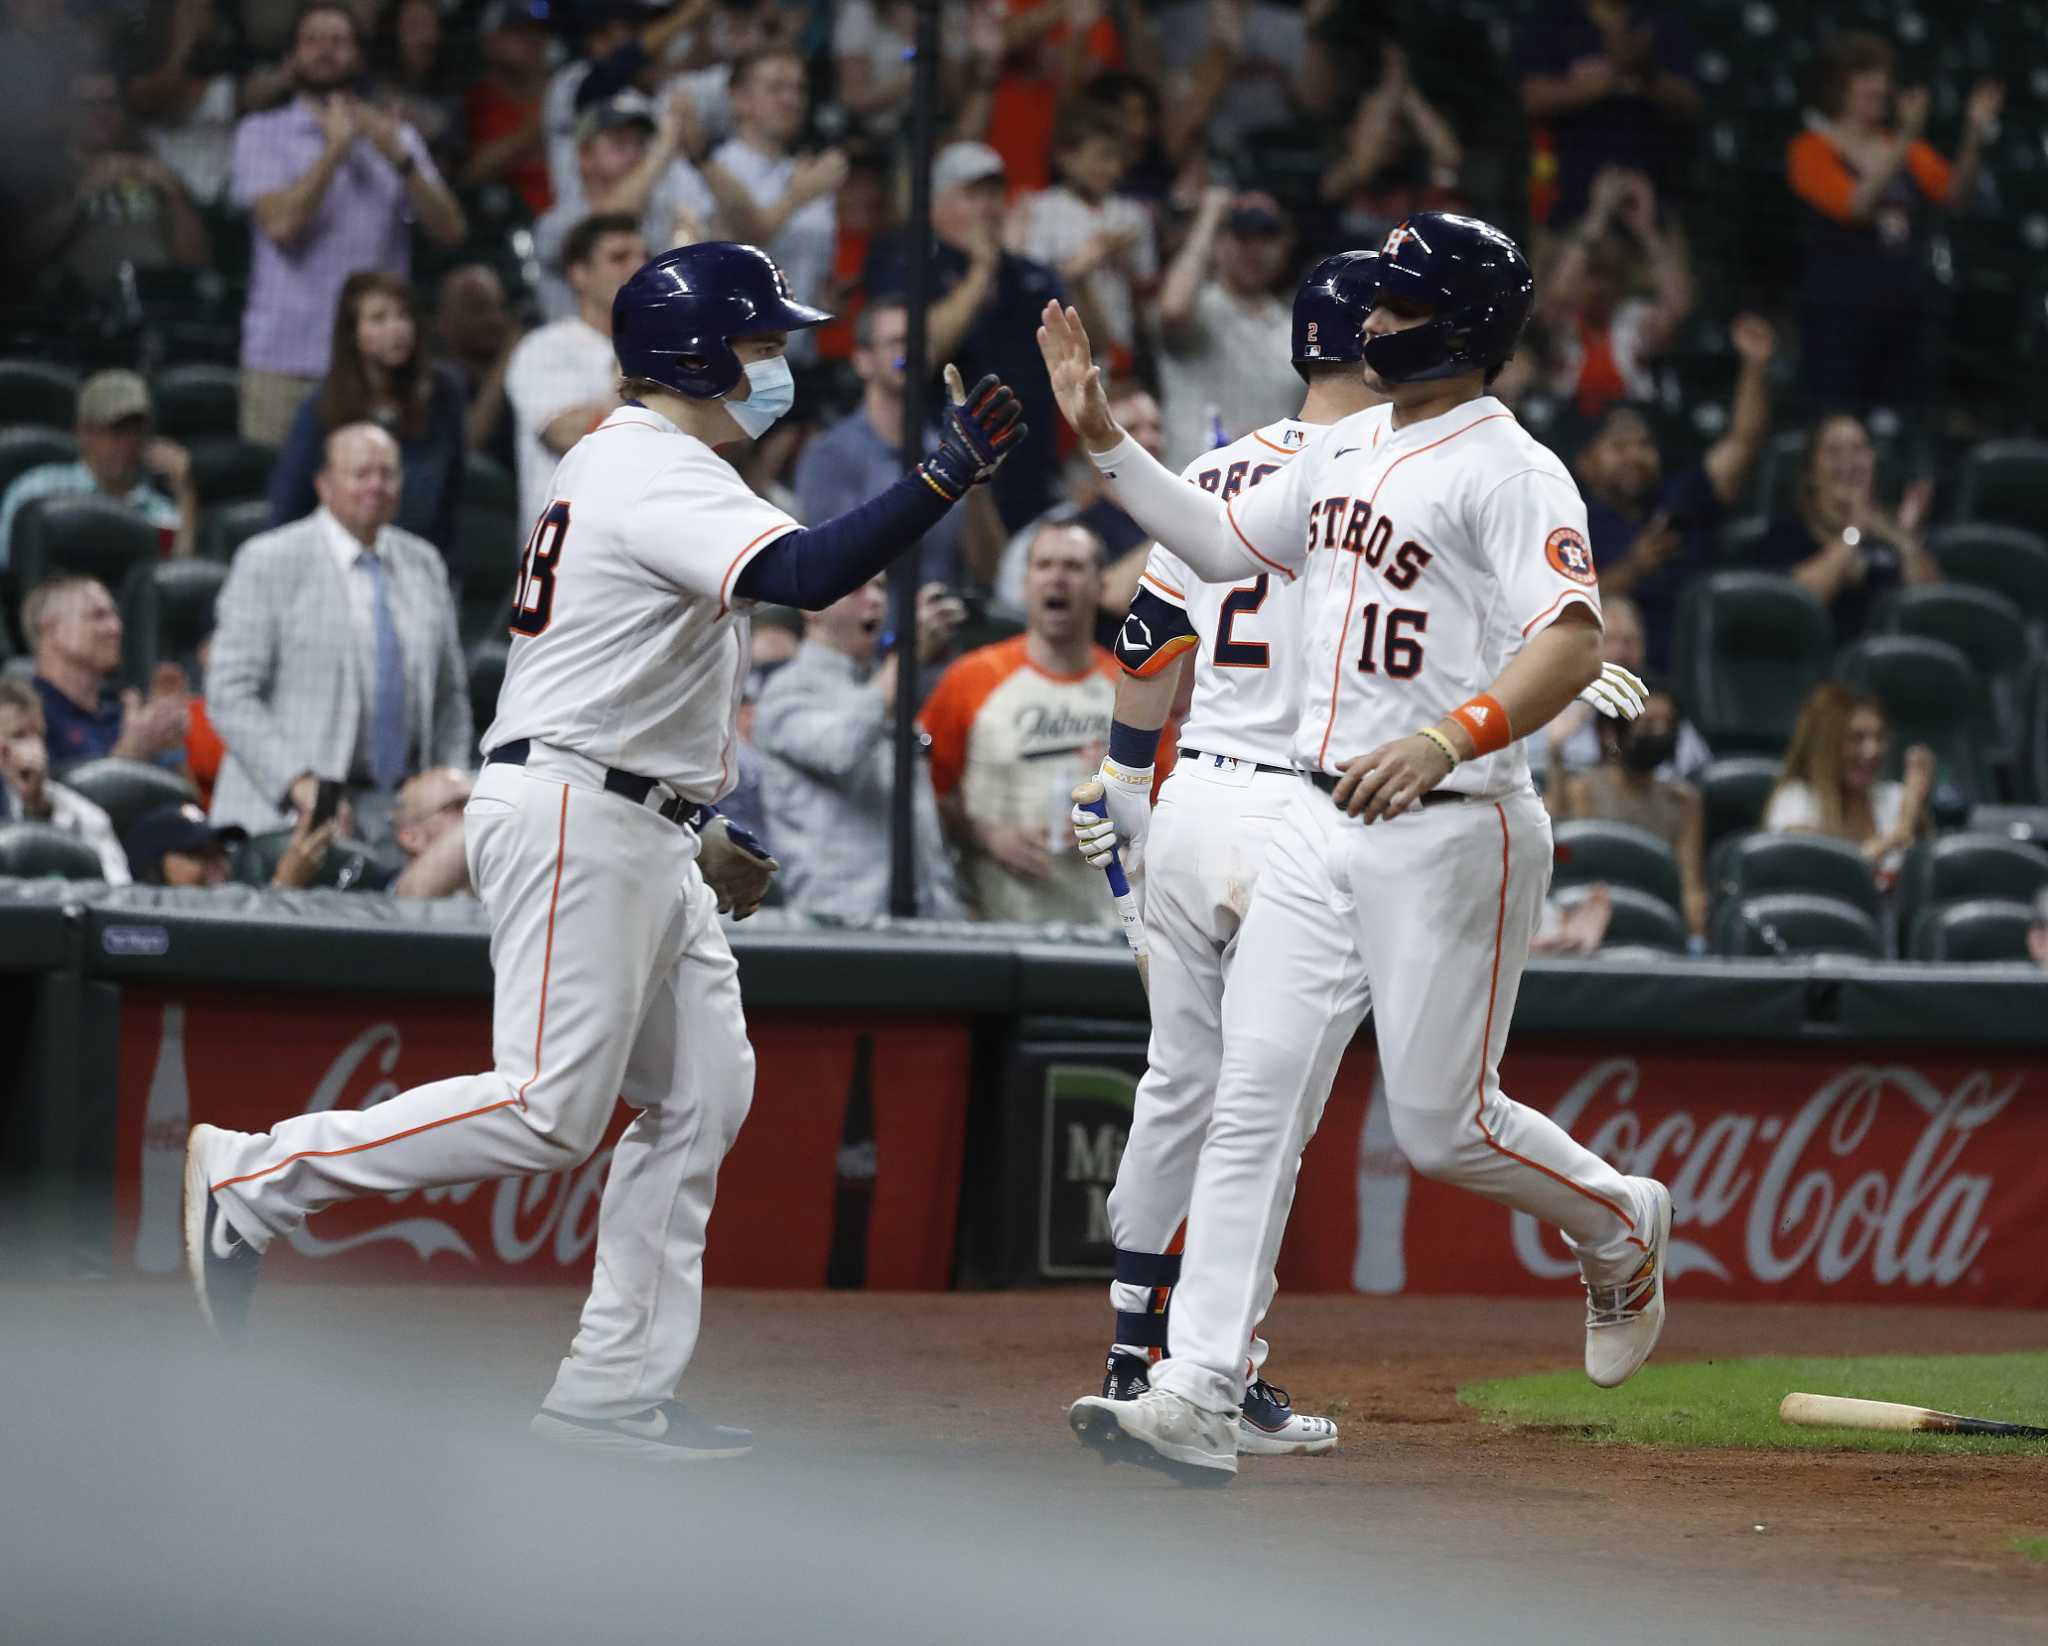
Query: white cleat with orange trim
xmin=1583 ymin=1176 xmax=1673 ymax=1389
xmin=182 ymin=1123 xmax=263 ymax=1344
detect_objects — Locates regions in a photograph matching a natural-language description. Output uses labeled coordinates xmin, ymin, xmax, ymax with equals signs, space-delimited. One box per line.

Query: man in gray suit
xmin=208 ymin=422 xmax=473 ymax=844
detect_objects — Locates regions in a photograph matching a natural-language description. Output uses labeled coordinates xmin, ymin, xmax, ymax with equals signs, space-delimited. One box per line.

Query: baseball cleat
xmin=1584 ymin=1176 xmax=1674 ymax=1389
xmin=182 ymin=1124 xmax=262 ymax=1344
xmin=1069 ymin=1389 xmax=1237 ymax=1485
xmin=1101 ymin=1347 xmax=1152 ymax=1401
xmin=530 ymin=1401 xmax=754 ymax=1463
xmin=1237 ymin=1378 xmax=1339 ymax=1456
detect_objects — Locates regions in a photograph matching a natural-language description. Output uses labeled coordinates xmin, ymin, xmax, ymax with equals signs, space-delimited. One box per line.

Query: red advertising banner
xmin=1282 ymin=1044 xmax=2048 ymax=1306
xmin=114 ymin=988 xmax=972 ymax=1289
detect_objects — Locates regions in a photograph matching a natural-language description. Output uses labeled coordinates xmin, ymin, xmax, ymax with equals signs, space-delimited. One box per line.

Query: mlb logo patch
xmin=1545 ymin=526 xmax=1597 ymax=585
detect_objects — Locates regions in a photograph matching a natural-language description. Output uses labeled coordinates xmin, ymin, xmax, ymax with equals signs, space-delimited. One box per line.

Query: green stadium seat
xmin=53 ymin=758 xmax=197 ymax=844
xmin=149 ymin=365 xmax=240 ymax=441
xmin=10 ymin=495 xmax=161 ymax=601
xmin=0 ymin=820 xmax=105 ymax=880
xmin=0 ymin=425 xmax=76 ymax=501
xmin=1715 ymin=515 xmax=1771 ymax=564
xmin=462 ymin=451 xmax=517 ymax=513
xmin=1835 ymin=635 xmax=1996 ymax=807
xmin=1954 ymin=438 xmax=2048 ymax=534
xmin=1713 ymin=892 xmax=1883 ymax=959
xmin=1873 ymin=581 xmax=2033 ymax=753
xmin=1673 ymin=572 xmax=1833 ymax=755
xmin=186 ymin=437 xmax=277 ymax=507
xmin=460 ymin=578 xmax=512 ymax=652
xmin=467 ymin=638 xmax=509 ymax=731
xmin=450 ymin=501 xmax=519 ymax=599
xmin=120 ymin=558 xmax=227 ymax=685
xmin=2021 ymin=660 xmax=2048 ymax=805
xmin=1696 ymin=757 xmax=1780 ymax=852
xmin=0 ymin=360 xmax=79 ymax=429
xmin=1597 ymin=885 xmax=1690 ymax=953
xmin=1927 ymin=525 xmax=2048 ymax=624
xmin=1908 ymin=898 xmax=2036 ymax=962
xmin=1551 ymin=819 xmax=1682 ymax=911
xmin=1898 ymin=833 xmax=2048 ymax=939
xmin=200 ymin=498 xmax=275 ymax=562
xmin=1712 ymin=830 xmax=1880 ymax=917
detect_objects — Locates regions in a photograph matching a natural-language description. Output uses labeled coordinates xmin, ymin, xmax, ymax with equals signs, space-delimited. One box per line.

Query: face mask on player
xmin=724 ymin=356 xmax=796 ymax=440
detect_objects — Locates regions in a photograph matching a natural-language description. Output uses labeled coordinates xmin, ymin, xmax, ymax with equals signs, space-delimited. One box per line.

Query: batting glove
xmin=1070 ymin=758 xmax=1153 ymax=873
xmin=1578 ymin=662 xmax=1648 ymax=722
xmin=920 ymin=373 xmax=1026 ymax=500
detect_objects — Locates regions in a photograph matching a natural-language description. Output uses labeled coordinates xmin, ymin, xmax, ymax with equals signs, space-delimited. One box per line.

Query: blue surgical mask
xmin=725 ymin=356 xmax=795 ymax=440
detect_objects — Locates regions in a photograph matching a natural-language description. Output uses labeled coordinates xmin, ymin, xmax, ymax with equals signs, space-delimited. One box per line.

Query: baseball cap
xmin=1225 ymin=191 xmax=1287 ymax=237
xmin=480 ymin=0 xmax=551 ymax=33
xmin=576 ymin=89 xmax=659 ymax=145
xmin=932 ymin=141 xmax=1006 ymax=194
xmin=77 ymin=370 xmax=152 ymax=428
xmin=124 ymin=803 xmax=247 ymax=884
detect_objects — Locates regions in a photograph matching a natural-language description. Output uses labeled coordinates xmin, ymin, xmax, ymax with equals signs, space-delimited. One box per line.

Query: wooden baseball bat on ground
xmin=1071 ymin=779 xmax=1149 ymax=996
xmin=1779 ymin=1392 xmax=2048 ymax=1439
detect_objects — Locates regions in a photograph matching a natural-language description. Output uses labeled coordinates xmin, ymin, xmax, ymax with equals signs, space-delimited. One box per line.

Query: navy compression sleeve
xmin=731 ymin=468 xmax=955 ymax=610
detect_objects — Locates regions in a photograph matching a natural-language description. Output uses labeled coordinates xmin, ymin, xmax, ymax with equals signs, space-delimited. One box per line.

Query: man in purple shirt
xmin=230 ymin=2 xmax=465 ymax=444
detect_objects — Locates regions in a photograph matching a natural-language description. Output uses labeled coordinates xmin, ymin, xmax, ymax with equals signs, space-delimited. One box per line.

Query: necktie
xmin=359 ymin=550 xmax=407 ymax=793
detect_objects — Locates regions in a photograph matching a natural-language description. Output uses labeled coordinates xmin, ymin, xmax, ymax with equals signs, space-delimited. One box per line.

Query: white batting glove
xmin=1578 ymin=662 xmax=1648 ymax=722
xmin=1070 ymin=758 xmax=1153 ymax=873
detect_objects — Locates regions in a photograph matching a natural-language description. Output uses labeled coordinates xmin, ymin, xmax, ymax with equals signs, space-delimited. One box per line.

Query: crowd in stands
xmin=0 ymin=0 xmax=2044 ymax=964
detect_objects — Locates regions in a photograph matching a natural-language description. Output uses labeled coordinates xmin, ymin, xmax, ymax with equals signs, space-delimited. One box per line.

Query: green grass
xmin=2012 ymin=1538 xmax=2048 ymax=1564
xmin=1459 ymin=1353 xmax=2048 ymax=1456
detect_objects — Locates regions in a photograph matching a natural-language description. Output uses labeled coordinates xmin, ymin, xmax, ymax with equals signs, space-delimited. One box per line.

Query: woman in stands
xmin=266 ymin=272 xmax=467 ymax=555
xmin=1766 ymin=682 xmax=1933 ymax=881
xmin=1754 ymin=412 xmax=1939 ymax=643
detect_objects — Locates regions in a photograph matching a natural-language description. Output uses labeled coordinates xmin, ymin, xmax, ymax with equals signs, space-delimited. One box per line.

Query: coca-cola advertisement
xmin=115 ymin=988 xmax=973 ymax=1289
xmin=1285 ymin=1043 xmax=2048 ymax=1306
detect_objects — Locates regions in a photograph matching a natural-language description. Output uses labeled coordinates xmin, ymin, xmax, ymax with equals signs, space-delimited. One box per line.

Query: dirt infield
xmin=7 ymin=1280 xmax=2046 ymax=1643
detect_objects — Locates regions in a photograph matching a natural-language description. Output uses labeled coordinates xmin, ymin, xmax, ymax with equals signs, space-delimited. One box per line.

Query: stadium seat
xmin=1927 ymin=524 xmax=2048 ymax=623
xmin=449 ymin=501 xmax=519 ymax=600
xmin=121 ymin=558 xmax=227 ymax=684
xmin=1672 ymin=572 xmax=1832 ymax=754
xmin=1715 ymin=515 xmax=1771 ymax=564
xmin=1908 ymin=898 xmax=2036 ymax=962
xmin=0 ymin=820 xmax=106 ymax=880
xmin=462 ymin=451 xmax=517 ymax=513
xmin=1953 ymin=438 xmax=2048 ymax=534
xmin=1834 ymin=635 xmax=1996 ymax=807
xmin=0 ymin=425 xmax=77 ymax=501
xmin=2021 ymin=659 xmax=2048 ymax=805
xmin=0 ymin=360 xmax=80 ymax=429
xmin=1898 ymin=833 xmax=2048 ymax=938
xmin=467 ymin=637 xmax=509 ymax=730
xmin=1696 ymin=757 xmax=1781 ymax=853
xmin=1713 ymin=892 xmax=1883 ymax=959
xmin=1711 ymin=831 xmax=1880 ymax=918
xmin=1551 ymin=819 xmax=1682 ymax=912
xmin=1873 ymin=582 xmax=2032 ymax=749
xmin=149 ymin=365 xmax=241 ymax=441
xmin=9 ymin=495 xmax=161 ymax=600
xmin=460 ymin=580 xmax=512 ymax=651
xmin=186 ymin=437 xmax=277 ymax=507
xmin=1597 ymin=885 xmax=1690 ymax=953
xmin=55 ymin=759 xmax=196 ymax=844
xmin=232 ymin=828 xmax=394 ymax=892
xmin=200 ymin=498 xmax=275 ymax=562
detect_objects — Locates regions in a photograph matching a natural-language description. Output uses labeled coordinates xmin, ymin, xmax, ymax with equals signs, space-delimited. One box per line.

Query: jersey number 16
xmin=511 ymin=502 xmax=569 ymax=637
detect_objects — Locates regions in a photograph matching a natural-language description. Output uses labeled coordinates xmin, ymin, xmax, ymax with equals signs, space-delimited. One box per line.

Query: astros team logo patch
xmin=1545 ymin=526 xmax=1597 ymax=586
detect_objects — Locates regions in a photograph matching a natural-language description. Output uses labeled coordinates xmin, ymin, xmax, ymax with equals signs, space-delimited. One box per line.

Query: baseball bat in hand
xmin=1072 ymin=778 xmax=1150 ymax=996
xmin=1778 ymin=1392 xmax=2048 ymax=1439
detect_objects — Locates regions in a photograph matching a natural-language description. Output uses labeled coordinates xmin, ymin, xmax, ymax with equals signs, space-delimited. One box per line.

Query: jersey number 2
xmin=1214 ymin=575 xmax=1270 ymax=668
xmin=511 ymin=502 xmax=569 ymax=637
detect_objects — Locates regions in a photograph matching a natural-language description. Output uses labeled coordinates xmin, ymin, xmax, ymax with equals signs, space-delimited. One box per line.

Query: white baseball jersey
xmin=1220 ymin=395 xmax=1601 ymax=795
xmin=1120 ymin=420 xmax=1310 ymax=769
xmin=482 ymin=404 xmax=799 ymax=800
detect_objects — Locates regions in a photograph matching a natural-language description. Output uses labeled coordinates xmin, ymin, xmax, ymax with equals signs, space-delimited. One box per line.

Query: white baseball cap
xmin=932 ymin=141 xmax=1006 ymax=194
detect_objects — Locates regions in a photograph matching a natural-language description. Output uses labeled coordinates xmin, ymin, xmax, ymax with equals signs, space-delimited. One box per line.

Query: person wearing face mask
xmin=180 ymin=242 xmax=1028 ymax=1465
xmin=1548 ymin=673 xmax=1706 ymax=940
xmin=266 ymin=271 xmax=469 ymax=554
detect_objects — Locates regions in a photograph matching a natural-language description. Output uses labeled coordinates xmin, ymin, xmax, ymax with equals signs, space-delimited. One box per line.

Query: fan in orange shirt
xmin=973 ymin=0 xmax=1125 ymax=197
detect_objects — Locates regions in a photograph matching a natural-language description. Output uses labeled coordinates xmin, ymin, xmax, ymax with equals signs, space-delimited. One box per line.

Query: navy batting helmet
xmin=1292 ymin=249 xmax=1379 ymax=370
xmin=1361 ymin=213 xmax=1534 ymax=386
xmin=612 ymin=241 xmax=833 ymax=399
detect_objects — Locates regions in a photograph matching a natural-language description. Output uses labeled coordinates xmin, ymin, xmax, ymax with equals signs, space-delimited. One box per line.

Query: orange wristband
xmin=1446 ymin=693 xmax=1511 ymax=757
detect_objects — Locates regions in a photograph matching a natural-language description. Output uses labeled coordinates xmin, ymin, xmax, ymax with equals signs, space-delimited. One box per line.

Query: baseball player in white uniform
xmin=181 ymin=242 xmax=1024 ymax=1463
xmin=1045 ymin=212 xmax=1672 ymax=1483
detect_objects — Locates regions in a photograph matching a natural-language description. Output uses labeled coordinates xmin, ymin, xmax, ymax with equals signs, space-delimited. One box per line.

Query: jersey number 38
xmin=511 ymin=502 xmax=569 ymax=637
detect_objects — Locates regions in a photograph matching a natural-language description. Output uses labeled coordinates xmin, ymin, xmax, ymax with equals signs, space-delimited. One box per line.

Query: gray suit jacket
xmin=207 ymin=514 xmax=473 ymax=833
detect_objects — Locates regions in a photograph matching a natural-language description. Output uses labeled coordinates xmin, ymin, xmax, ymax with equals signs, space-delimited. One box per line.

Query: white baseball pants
xmin=1151 ymin=781 xmax=1652 ymax=1417
xmin=1106 ymin=757 xmax=1372 ymax=1372
xmin=206 ymin=749 xmax=756 ymax=1420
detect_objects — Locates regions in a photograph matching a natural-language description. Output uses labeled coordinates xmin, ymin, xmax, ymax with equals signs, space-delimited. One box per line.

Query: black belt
xmin=486 ymin=739 xmax=710 ymax=828
xmin=1309 ymin=770 xmax=1474 ymax=809
xmin=1178 ymin=746 xmax=1293 ymax=776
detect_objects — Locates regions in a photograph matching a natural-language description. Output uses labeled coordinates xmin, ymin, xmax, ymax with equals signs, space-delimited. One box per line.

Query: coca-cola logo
xmin=281 ymin=1022 xmax=615 ymax=1270
xmin=1512 ymin=1059 xmax=2019 ymax=1290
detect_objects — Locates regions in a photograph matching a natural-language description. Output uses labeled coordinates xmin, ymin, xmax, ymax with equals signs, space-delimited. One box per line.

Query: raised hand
xmin=1729 ymin=312 xmax=1776 ymax=363
xmin=920 ymin=364 xmax=1025 ymax=498
xmin=1035 ymin=300 xmax=1117 ymax=448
